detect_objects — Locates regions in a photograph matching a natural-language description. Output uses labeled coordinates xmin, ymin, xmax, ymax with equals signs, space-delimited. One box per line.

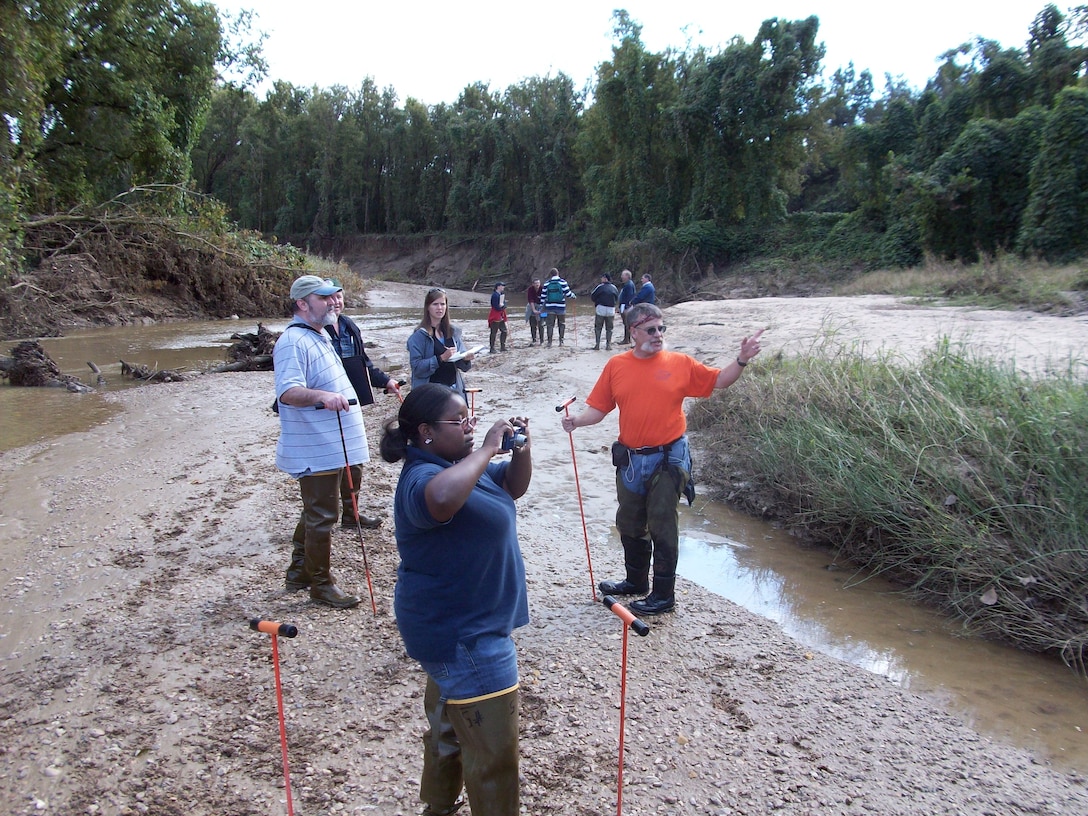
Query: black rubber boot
xmin=598 ymin=578 xmax=645 ymax=595
xmin=631 ymin=574 xmax=676 ymax=616
xmin=598 ymin=535 xmax=650 ymax=596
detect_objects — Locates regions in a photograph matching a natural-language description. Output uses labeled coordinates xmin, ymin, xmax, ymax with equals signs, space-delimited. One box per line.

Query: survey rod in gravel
xmin=556 ymin=396 xmax=595 ymax=599
xmin=318 ymin=398 xmax=377 ymax=615
xmin=601 ymin=596 xmax=650 ymax=816
xmin=465 ymin=387 xmax=482 ymax=416
xmin=249 ymin=619 xmax=299 ymax=816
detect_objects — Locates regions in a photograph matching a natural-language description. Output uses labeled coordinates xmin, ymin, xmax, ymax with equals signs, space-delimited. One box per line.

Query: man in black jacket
xmin=326 ymin=281 xmax=402 ymax=528
xmin=590 ymin=273 xmax=620 ymax=350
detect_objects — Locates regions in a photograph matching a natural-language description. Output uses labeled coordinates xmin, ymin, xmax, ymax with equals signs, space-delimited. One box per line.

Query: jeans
xmin=418 ymin=633 xmax=519 ymax=702
xmin=614 ymin=437 xmax=691 ymax=579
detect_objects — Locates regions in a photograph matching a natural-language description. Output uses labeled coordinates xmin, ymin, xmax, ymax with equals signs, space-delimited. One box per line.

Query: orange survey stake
xmin=601 ymin=596 xmax=650 ymax=636
xmin=250 ymin=619 xmax=299 ymax=638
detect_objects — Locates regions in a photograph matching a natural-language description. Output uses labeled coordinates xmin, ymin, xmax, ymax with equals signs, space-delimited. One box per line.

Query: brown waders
xmin=421 ymin=676 xmax=520 ymax=816
xmin=284 ymin=469 xmax=359 ymax=608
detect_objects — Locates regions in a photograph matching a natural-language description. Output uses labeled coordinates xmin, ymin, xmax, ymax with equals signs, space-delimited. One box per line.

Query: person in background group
xmin=616 ymin=269 xmax=635 ymax=345
xmin=525 ymin=278 xmax=543 ymax=345
xmin=324 ymin=280 xmax=401 ymax=530
xmin=380 ymin=383 xmax=533 ymax=816
xmin=408 ymin=287 xmax=476 ymax=404
xmin=631 ymin=272 xmax=656 ymax=307
xmin=561 ymin=302 xmax=764 ymax=616
xmin=539 ymin=267 xmax=576 ymax=348
xmin=273 ymin=275 xmax=367 ymax=609
xmin=488 ymin=281 xmax=508 ymax=353
xmin=590 ymin=273 xmax=619 ymax=350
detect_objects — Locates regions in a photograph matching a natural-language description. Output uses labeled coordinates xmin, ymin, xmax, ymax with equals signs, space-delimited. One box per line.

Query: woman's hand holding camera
xmin=483 ymin=416 xmax=530 ymax=456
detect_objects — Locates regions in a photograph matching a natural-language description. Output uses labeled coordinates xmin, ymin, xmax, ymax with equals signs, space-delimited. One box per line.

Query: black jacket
xmin=325 ymin=315 xmax=390 ymax=406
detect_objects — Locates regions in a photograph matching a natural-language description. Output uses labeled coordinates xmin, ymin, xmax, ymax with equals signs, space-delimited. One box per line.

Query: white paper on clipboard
xmin=448 ymin=345 xmax=486 ymax=362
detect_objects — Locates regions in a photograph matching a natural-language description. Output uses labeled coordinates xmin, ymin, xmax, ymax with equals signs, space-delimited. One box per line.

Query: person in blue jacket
xmin=408 ymin=287 xmax=475 ymax=403
xmin=380 ymin=384 xmax=533 ymax=816
xmin=616 ymin=269 xmax=636 ymax=344
xmin=631 ymin=272 xmax=656 ymax=306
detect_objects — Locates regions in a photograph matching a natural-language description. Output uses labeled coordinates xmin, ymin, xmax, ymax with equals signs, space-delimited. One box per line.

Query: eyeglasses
xmin=637 ymin=324 xmax=667 ymax=336
xmin=428 ymin=287 xmax=445 ymax=295
xmin=432 ymin=415 xmax=478 ymax=431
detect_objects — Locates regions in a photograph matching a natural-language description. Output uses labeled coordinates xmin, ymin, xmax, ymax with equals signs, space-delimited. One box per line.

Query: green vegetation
xmin=689 ymin=338 xmax=1088 ymax=671
xmin=4 ymin=4 xmax=1088 ymax=289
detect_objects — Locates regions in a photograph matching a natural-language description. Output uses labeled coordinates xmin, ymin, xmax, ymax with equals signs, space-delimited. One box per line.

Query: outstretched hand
xmin=739 ymin=328 xmax=765 ymax=363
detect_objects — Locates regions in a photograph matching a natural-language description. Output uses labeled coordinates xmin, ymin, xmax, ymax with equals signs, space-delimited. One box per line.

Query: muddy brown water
xmin=3 ymin=310 xmax=1086 ymax=772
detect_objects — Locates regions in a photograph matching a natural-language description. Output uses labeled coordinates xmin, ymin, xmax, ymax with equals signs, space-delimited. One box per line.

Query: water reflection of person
xmin=379 ymin=383 xmax=532 ymax=816
xmin=408 ymin=287 xmax=475 ymax=403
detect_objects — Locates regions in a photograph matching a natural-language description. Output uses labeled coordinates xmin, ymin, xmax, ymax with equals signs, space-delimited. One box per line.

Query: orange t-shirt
xmin=585 ymin=351 xmax=720 ymax=448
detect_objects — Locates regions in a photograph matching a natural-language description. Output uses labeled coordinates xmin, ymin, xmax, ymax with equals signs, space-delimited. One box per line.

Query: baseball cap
xmin=290 ymin=275 xmax=341 ymax=300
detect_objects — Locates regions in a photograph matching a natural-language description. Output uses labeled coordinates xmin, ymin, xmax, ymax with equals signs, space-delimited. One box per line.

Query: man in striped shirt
xmin=273 ymin=275 xmax=368 ymax=609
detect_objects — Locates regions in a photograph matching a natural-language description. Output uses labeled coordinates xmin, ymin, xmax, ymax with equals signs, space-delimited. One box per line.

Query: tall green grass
xmin=689 ymin=338 xmax=1088 ymax=672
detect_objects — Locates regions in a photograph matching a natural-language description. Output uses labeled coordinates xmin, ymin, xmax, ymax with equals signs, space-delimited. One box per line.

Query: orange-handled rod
xmin=250 ymin=619 xmax=299 ymax=638
xmin=601 ymin=596 xmax=650 ymax=637
xmin=556 ymin=396 xmax=595 ymax=600
xmin=249 ymin=619 xmax=298 ymax=816
xmin=465 ymin=387 xmax=482 ymax=416
xmin=336 ymin=409 xmax=378 ymax=615
xmin=600 ymin=596 xmax=649 ymax=816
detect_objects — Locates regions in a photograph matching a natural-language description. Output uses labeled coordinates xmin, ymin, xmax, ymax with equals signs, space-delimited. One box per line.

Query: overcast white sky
xmin=213 ymin=1 xmax=1059 ymax=104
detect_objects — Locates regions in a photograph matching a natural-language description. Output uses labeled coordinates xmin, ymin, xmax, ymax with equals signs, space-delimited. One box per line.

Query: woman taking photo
xmin=408 ymin=287 xmax=475 ymax=403
xmin=379 ymin=384 xmax=532 ymax=816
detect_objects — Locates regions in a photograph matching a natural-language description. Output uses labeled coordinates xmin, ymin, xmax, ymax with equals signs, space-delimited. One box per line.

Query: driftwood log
xmin=119 ymin=360 xmax=190 ymax=382
xmin=212 ymin=323 xmax=280 ymax=372
xmin=1 ymin=340 xmax=96 ymax=392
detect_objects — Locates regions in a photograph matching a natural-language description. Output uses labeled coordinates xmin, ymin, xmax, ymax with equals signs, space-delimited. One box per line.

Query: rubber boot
xmin=631 ymin=574 xmax=676 ymax=616
xmin=285 ymin=528 xmax=309 ymax=592
xmin=598 ymin=535 xmax=651 ymax=596
xmin=420 ymin=677 xmax=465 ymax=816
xmin=446 ymin=690 xmax=519 ymax=816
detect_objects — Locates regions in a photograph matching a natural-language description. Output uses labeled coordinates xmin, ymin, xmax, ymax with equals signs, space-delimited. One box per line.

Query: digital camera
xmin=501 ymin=427 xmax=527 ymax=450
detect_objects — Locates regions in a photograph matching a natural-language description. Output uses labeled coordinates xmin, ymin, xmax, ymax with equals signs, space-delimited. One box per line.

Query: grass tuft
xmin=690 ymin=335 xmax=1088 ymax=673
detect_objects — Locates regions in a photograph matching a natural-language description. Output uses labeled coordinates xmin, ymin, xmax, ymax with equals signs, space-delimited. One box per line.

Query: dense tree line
xmin=3 ymin=2 xmax=1088 ymax=281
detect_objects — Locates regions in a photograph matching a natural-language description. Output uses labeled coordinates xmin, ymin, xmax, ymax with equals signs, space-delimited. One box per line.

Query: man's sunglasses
xmin=637 ymin=324 xmax=667 ymax=336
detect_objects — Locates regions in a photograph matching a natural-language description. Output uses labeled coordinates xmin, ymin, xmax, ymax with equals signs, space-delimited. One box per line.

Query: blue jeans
xmin=614 ymin=436 xmax=691 ymax=579
xmin=418 ymin=633 xmax=519 ymax=702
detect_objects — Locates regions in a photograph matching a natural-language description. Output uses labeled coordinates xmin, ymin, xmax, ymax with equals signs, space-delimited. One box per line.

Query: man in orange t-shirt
xmin=562 ymin=303 xmax=764 ymax=615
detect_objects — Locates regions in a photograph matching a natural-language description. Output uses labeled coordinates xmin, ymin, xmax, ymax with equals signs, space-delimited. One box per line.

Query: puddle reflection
xmin=678 ymin=502 xmax=1088 ymax=769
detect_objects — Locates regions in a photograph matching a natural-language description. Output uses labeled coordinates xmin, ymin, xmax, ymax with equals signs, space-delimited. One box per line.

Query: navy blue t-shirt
xmin=393 ymin=447 xmax=529 ymax=661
